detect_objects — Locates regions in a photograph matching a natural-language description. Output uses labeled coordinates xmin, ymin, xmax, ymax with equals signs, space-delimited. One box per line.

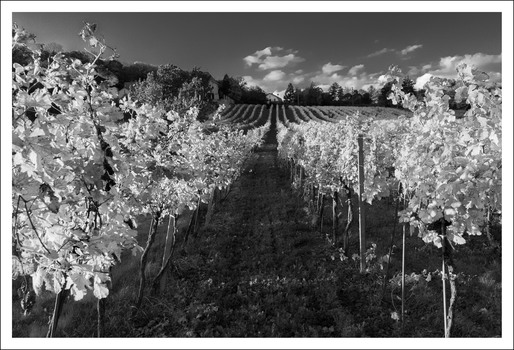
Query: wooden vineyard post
xmin=485 ymin=206 xmax=494 ymax=245
xmin=47 ymin=280 xmax=69 ymax=337
xmin=381 ymin=182 xmax=402 ymax=301
xmin=192 ymin=196 xmax=201 ymax=237
xmin=441 ymin=214 xmax=456 ymax=338
xmin=446 ymin=248 xmax=457 ymax=338
xmin=97 ymin=297 xmax=106 ymax=337
xmin=342 ymin=184 xmax=353 ymax=257
xmin=205 ymin=187 xmax=217 ymax=226
xmin=136 ymin=211 xmax=161 ymax=309
xmin=153 ymin=215 xmax=177 ymax=293
xmin=152 ymin=214 xmax=176 ymax=293
xmin=290 ymin=159 xmax=294 ymax=183
xmin=401 ymin=221 xmax=406 ymax=329
xmin=182 ymin=205 xmax=197 ymax=249
xmin=311 ymin=184 xmax=316 ymax=213
xmin=332 ymin=191 xmax=339 ymax=245
xmin=299 ymin=166 xmax=304 ymax=190
xmin=357 ymin=134 xmax=366 ymax=273
xmin=441 ymin=216 xmax=448 ymax=337
xmin=162 ymin=215 xmax=174 ymax=270
xmin=319 ymin=194 xmax=325 ymax=233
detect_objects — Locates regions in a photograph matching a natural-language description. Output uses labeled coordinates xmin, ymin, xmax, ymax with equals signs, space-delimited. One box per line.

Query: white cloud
xmin=348 ymin=64 xmax=365 ymax=76
xmin=242 ymin=75 xmax=261 ymax=88
xmin=258 ymin=54 xmax=305 ymax=70
xmin=243 ymin=55 xmax=261 ymax=66
xmin=414 ymin=73 xmax=433 ymax=90
xmin=367 ymin=45 xmax=422 ymax=60
xmin=322 ymin=62 xmax=345 ymax=74
xmin=400 ymin=44 xmax=423 ymax=56
xmin=263 ymin=70 xmax=286 ymax=81
xmin=407 ymin=63 xmax=433 ymax=77
xmin=243 ymin=46 xmax=276 ymax=66
xmin=292 ymin=76 xmax=305 ymax=85
xmin=243 ymin=46 xmax=304 ymax=70
xmin=243 ymin=47 xmax=269 ymax=66
xmin=255 ymin=47 xmax=272 ymax=58
xmin=377 ymin=74 xmax=389 ymax=84
xmin=367 ymin=48 xmax=394 ymax=58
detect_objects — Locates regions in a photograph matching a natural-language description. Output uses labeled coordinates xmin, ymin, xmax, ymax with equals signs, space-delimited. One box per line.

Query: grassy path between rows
xmin=125 ymin=113 xmax=390 ymax=337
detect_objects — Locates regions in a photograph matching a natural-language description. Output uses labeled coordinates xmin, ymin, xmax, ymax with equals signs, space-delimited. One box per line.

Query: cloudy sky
xmin=9 ymin=6 xmax=505 ymax=98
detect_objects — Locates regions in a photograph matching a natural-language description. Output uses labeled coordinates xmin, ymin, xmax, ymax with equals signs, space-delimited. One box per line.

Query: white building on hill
xmin=266 ymin=93 xmax=282 ymax=103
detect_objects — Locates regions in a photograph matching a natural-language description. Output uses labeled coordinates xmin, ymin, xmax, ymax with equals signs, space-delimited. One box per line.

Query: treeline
xmin=217 ymin=74 xmax=269 ymax=105
xmin=282 ymin=79 xmax=470 ymax=110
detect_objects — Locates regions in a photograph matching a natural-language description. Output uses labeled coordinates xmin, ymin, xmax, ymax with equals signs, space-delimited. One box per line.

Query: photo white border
xmin=2 ymin=1 xmax=512 ymax=349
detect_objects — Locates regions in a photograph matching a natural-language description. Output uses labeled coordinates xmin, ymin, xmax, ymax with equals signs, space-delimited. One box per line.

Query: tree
xmin=12 ymin=44 xmax=33 ymax=66
xmin=341 ymin=93 xmax=352 ymax=106
xmin=336 ymin=86 xmax=344 ymax=105
xmin=219 ymin=74 xmax=231 ymax=98
xmin=217 ymin=74 xmax=245 ymax=103
xmin=379 ymin=81 xmax=396 ymax=107
xmin=284 ymin=83 xmax=296 ymax=105
xmin=304 ymin=82 xmax=323 ymax=105
xmin=189 ymin=67 xmax=211 ymax=90
xmin=361 ymin=92 xmax=372 ymax=105
xmin=402 ymin=76 xmax=416 ymax=96
xmin=229 ymin=77 xmax=244 ymax=103
xmin=97 ymin=59 xmax=124 ymax=88
xmin=328 ymin=82 xmax=342 ymax=105
xmin=321 ymin=92 xmax=332 ymax=106
xmin=174 ymin=77 xmax=212 ymax=116
xmin=295 ymin=88 xmax=303 ymax=105
xmin=156 ymin=64 xmax=188 ymax=99
xmin=43 ymin=42 xmax=64 ymax=54
xmin=121 ymin=62 xmax=158 ymax=83
xmin=351 ymin=89 xmax=362 ymax=106
xmin=131 ymin=71 xmax=164 ymax=107
xmin=241 ymin=86 xmax=267 ymax=104
xmin=367 ymin=85 xmax=380 ymax=105
xmin=415 ymin=89 xmax=426 ymax=101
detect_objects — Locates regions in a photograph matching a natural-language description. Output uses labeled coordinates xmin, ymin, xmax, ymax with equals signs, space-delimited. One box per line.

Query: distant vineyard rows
xmin=217 ymin=103 xmax=410 ymax=127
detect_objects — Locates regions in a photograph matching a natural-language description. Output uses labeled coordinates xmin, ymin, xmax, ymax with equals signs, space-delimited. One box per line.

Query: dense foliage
xmin=12 ymin=22 xmax=268 ymax=307
xmin=277 ymin=64 xmax=501 ymax=247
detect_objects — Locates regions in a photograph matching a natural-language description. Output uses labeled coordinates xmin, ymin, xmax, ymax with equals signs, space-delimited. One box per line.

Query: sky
xmin=11 ymin=9 xmax=503 ymax=98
